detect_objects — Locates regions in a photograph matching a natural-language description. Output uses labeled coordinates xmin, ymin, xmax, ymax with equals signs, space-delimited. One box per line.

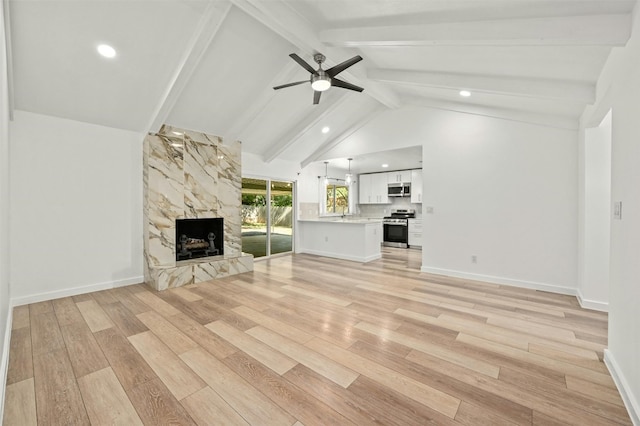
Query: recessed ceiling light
xmin=97 ymin=44 xmax=116 ymax=58
xmin=381 ymin=164 xmax=389 ymax=168
xmin=459 ymin=90 xmax=471 ymax=97
xmin=321 ymin=126 xmax=330 ymax=134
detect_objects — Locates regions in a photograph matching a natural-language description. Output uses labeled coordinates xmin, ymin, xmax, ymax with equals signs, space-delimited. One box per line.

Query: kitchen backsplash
xmin=357 ymin=199 xmax=422 ymax=218
xmin=298 ymin=199 xmax=421 ymax=220
xmin=299 ymin=202 xmax=320 ymax=219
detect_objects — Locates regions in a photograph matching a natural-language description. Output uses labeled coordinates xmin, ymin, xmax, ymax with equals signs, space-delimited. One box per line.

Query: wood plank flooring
xmin=3 ymin=248 xmax=632 ymax=425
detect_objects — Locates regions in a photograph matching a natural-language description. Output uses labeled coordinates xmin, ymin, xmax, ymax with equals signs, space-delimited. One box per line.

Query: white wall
xmin=579 ymin=111 xmax=611 ymax=310
xmin=297 ymin=162 xmax=323 ymax=204
xmin=9 ymin=111 xmax=144 ymax=304
xmin=580 ymin=4 xmax=640 ymax=422
xmin=321 ymin=106 xmax=578 ymax=293
xmin=0 ymin=1 xmax=12 ymax=418
xmin=420 ymin=111 xmax=578 ymax=293
xmin=321 ymin=106 xmax=438 ymax=160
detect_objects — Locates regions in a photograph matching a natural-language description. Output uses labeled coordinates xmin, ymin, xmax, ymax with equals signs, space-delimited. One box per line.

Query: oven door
xmin=383 ymin=222 xmax=408 ymax=248
xmin=387 ymin=183 xmax=403 ymax=197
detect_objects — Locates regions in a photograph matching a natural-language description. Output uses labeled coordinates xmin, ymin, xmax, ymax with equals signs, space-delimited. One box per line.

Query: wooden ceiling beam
xmin=402 ymin=96 xmax=578 ymax=130
xmin=229 ymin=0 xmax=401 ymax=109
xmin=368 ymin=69 xmax=595 ymax=103
xmin=320 ymin=14 xmax=631 ymax=47
xmin=225 ymin=61 xmax=300 ymax=143
xmin=144 ymin=2 xmax=231 ymax=135
xmin=262 ymin=91 xmax=349 ymax=163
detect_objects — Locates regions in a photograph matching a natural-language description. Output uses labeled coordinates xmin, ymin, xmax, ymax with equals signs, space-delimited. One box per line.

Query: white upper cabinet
xmin=359 ymin=173 xmax=373 ymax=204
xmin=372 ymin=173 xmax=390 ymax=204
xmin=387 ymin=170 xmax=412 ymax=183
xmin=411 ymin=169 xmax=423 ymax=203
xmin=359 ymin=169 xmax=423 ymax=204
xmin=359 ymin=173 xmax=390 ymax=204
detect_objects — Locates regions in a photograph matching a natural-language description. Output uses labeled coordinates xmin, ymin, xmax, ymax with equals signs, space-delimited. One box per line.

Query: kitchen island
xmin=297 ymin=217 xmax=383 ymax=263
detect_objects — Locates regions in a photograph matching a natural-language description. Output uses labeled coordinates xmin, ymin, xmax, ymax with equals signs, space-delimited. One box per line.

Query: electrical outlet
xmin=426 ymin=206 xmax=434 ymax=214
xmin=325 ymin=236 xmax=328 ymax=242
xmin=614 ymin=201 xmax=622 ymax=220
xmin=471 ymin=255 xmax=477 ymax=264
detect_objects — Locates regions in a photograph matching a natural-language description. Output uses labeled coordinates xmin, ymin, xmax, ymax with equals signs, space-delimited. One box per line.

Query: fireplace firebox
xmin=175 ymin=218 xmax=224 ymax=261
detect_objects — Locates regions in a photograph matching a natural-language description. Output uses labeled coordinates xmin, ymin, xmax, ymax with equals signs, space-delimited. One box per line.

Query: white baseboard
xmin=299 ymin=249 xmax=381 ymax=264
xmin=0 ymin=300 xmax=13 ymax=423
xmin=420 ymin=266 xmax=577 ymax=296
xmin=604 ymin=349 xmax=640 ymax=425
xmin=576 ymin=288 xmax=609 ymax=312
xmin=11 ymin=276 xmax=144 ymax=307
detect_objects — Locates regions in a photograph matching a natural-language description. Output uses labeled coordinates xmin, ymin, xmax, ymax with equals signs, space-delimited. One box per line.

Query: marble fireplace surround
xmin=143 ymin=125 xmax=253 ymax=290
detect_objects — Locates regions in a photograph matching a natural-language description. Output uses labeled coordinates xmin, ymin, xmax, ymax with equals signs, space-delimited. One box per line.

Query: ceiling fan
xmin=273 ymin=53 xmax=364 ymax=105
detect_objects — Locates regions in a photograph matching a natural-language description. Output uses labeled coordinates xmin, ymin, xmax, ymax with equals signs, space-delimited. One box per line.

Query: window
xmin=326 ymin=183 xmax=349 ymax=214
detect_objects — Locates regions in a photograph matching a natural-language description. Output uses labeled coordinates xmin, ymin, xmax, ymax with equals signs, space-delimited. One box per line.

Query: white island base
xmin=297 ymin=219 xmax=382 ymax=263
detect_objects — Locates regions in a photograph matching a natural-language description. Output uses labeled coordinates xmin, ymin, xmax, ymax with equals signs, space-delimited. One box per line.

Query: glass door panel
xmin=270 ymin=180 xmax=293 ymax=255
xmin=241 ymin=178 xmax=268 ymax=258
xmin=242 ymin=178 xmax=294 ymax=258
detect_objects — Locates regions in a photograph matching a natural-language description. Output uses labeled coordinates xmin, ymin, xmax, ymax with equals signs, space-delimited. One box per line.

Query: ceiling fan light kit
xmin=274 ymin=52 xmax=364 ymax=104
xmin=311 ymin=72 xmax=331 ymax=92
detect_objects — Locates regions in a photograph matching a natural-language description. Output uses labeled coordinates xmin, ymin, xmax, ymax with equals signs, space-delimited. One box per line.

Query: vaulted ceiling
xmin=6 ymin=0 xmax=637 ymax=172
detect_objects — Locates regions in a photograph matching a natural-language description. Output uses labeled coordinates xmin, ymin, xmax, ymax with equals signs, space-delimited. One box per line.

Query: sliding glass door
xmin=270 ymin=180 xmax=293 ymax=255
xmin=241 ymin=178 xmax=293 ymax=258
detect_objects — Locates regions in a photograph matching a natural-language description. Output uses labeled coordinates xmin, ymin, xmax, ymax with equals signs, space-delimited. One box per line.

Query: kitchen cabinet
xmin=359 ymin=169 xmax=424 ymax=205
xmin=411 ymin=169 xmax=423 ymax=203
xmin=387 ymin=170 xmax=412 ymax=183
xmin=359 ymin=173 xmax=390 ymax=204
xmin=298 ymin=219 xmax=382 ymax=262
xmin=408 ymin=219 xmax=422 ymax=248
xmin=373 ymin=173 xmax=389 ymax=203
xmin=358 ymin=174 xmax=372 ymax=204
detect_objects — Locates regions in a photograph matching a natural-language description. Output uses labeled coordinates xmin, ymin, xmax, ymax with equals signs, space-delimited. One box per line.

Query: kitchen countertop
xmin=298 ymin=217 xmax=383 ymax=224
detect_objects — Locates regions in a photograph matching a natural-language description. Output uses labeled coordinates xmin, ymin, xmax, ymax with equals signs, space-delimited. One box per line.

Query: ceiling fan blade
xmin=313 ymin=90 xmax=321 ymax=105
xmin=326 ymin=55 xmax=363 ymax=77
xmin=273 ymin=80 xmax=308 ymax=90
xmin=330 ymin=77 xmax=364 ymax=92
xmin=289 ymin=53 xmax=318 ymax=75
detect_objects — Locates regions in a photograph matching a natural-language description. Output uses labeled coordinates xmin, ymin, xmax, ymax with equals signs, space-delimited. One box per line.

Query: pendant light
xmin=345 ymin=158 xmax=353 ymax=185
xmin=324 ymin=161 xmax=329 ymax=185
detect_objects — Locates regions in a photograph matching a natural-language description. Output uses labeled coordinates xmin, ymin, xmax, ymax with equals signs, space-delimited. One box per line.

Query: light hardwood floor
xmin=3 ymin=248 xmax=632 ymax=425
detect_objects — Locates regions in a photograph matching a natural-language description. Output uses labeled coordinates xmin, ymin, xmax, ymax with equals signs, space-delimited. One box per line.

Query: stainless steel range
xmin=382 ymin=209 xmax=415 ymax=248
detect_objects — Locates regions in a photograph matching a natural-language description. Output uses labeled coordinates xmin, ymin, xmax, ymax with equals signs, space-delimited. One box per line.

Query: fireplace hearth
xmin=175 ymin=218 xmax=224 ymax=261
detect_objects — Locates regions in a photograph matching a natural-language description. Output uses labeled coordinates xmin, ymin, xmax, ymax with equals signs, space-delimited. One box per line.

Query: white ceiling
xmin=327 ymin=145 xmax=423 ymax=175
xmin=6 ymin=0 xmax=637 ymax=173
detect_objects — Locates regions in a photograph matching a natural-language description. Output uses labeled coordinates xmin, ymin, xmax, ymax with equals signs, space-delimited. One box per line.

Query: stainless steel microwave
xmin=388 ymin=183 xmax=411 ymax=197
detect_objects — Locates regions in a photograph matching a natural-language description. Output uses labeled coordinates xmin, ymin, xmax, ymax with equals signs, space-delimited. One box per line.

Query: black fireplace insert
xmin=175 ymin=218 xmax=224 ymax=261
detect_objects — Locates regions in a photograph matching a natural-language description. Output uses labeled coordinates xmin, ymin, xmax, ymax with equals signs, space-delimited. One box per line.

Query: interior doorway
xmin=241 ymin=177 xmax=294 ymax=258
